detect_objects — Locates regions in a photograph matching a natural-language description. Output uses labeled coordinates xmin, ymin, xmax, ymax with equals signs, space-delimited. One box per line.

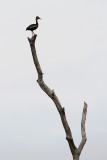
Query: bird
xmin=26 ymin=16 xmax=41 ymax=36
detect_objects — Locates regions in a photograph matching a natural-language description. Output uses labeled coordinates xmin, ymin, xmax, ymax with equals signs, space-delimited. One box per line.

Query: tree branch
xmin=77 ymin=102 xmax=88 ymax=155
xmin=28 ymin=35 xmax=76 ymax=155
xmin=27 ymin=34 xmax=88 ymax=159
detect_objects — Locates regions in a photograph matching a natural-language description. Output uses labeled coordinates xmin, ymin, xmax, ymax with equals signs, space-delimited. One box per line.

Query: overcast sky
xmin=0 ymin=0 xmax=107 ymax=160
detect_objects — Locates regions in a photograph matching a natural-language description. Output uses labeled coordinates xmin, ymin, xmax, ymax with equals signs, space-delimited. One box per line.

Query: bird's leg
xmin=32 ymin=31 xmax=35 ymax=37
xmin=33 ymin=31 xmax=35 ymax=35
xmin=32 ymin=31 xmax=33 ymax=37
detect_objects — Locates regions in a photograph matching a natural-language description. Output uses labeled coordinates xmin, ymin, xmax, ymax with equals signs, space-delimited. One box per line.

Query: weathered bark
xmin=27 ymin=34 xmax=88 ymax=159
xmin=73 ymin=156 xmax=79 ymax=160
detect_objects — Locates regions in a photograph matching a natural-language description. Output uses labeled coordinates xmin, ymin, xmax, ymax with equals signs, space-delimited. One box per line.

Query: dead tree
xmin=27 ymin=34 xmax=88 ymax=160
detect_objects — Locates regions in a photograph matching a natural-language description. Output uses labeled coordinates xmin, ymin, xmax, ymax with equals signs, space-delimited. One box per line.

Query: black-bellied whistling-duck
xmin=26 ymin=16 xmax=41 ymax=36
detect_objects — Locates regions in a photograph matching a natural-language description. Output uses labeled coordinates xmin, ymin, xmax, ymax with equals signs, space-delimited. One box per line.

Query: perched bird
xmin=26 ymin=16 xmax=41 ymax=36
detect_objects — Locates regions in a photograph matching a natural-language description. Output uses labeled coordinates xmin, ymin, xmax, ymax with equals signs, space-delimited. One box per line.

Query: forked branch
xmin=27 ymin=34 xmax=88 ymax=160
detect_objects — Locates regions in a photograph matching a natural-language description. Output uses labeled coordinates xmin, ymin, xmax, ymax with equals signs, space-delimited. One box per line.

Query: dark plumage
xmin=26 ymin=16 xmax=41 ymax=36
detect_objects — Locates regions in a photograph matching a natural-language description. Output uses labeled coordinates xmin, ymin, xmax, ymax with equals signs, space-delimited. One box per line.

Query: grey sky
xmin=0 ymin=0 xmax=107 ymax=159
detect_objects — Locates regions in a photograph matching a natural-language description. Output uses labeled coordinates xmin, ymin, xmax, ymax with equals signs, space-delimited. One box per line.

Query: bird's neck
xmin=36 ymin=19 xmax=38 ymax=25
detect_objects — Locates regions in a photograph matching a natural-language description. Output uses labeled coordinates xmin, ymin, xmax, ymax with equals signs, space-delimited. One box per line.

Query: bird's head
xmin=36 ymin=16 xmax=41 ymax=20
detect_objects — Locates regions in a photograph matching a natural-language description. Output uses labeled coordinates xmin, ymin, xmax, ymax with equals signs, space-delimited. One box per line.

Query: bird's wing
xmin=26 ymin=24 xmax=36 ymax=30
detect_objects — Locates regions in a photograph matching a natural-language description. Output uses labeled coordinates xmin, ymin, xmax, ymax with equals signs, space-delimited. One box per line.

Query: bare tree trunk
xmin=27 ymin=34 xmax=88 ymax=159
